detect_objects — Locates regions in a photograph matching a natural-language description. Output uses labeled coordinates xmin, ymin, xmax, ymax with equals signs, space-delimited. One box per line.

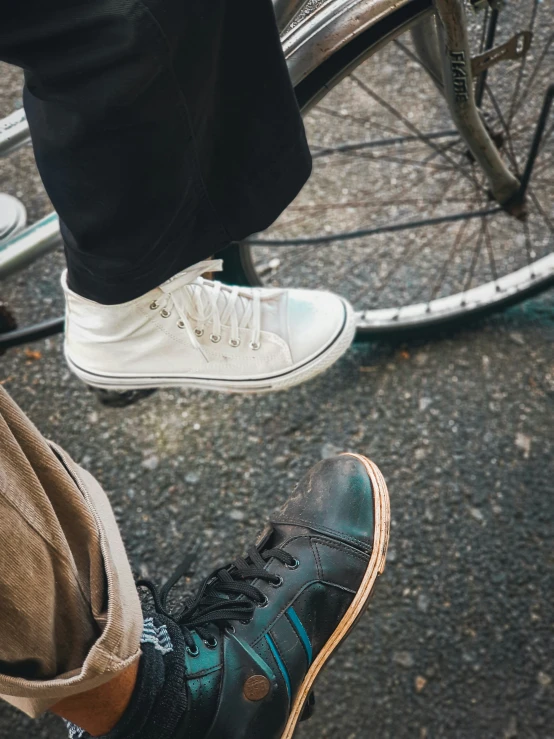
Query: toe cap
xmin=273 ymin=455 xmax=376 ymax=553
xmin=285 ymin=289 xmax=350 ymax=365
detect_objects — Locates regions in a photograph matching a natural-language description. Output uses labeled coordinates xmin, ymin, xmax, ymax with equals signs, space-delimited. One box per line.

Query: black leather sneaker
xmin=130 ymin=453 xmax=390 ymax=739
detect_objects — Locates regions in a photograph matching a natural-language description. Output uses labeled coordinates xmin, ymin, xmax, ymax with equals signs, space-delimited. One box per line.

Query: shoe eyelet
xmin=229 ymin=338 xmax=240 ymax=347
xmin=149 ymin=301 xmax=159 ymax=310
xmin=240 ymin=619 xmax=252 ymax=625
xmin=177 ymin=320 xmax=186 ymax=329
xmin=249 ymin=341 xmax=261 ymax=351
xmin=203 ymin=637 xmax=218 ymax=649
xmin=210 ymin=334 xmax=221 ymax=343
xmin=270 ymin=575 xmax=283 ymax=588
xmin=225 ymin=625 xmax=236 ymax=635
xmin=285 ymin=558 xmax=300 ymax=570
xmin=257 ymin=595 xmax=269 ymax=608
xmin=195 ymin=328 xmax=204 ymax=337
xmin=160 ymin=309 xmax=171 ymax=318
xmin=186 ymin=645 xmax=200 ymax=657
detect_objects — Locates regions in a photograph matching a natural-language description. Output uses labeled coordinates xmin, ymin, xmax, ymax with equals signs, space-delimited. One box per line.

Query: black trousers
xmin=1 ymin=0 xmax=311 ymax=303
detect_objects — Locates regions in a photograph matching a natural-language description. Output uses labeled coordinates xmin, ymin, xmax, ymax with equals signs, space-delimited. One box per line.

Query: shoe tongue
xmin=193 ymin=281 xmax=285 ymax=338
xmin=182 ymin=280 xmax=251 ymax=328
xmin=160 ymin=260 xmax=220 ymax=292
xmin=261 ymin=523 xmax=303 ymax=551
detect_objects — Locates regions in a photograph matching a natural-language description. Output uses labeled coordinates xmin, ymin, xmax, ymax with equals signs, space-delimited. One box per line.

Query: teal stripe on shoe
xmin=286 ymin=606 xmax=313 ymax=665
xmin=266 ymin=634 xmax=291 ymax=700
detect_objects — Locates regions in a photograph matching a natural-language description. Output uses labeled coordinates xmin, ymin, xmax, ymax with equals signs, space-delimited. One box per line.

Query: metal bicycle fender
xmin=281 ymin=0 xmax=424 ymax=86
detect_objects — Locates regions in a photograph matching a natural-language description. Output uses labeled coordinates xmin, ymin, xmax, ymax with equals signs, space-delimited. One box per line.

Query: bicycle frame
xmin=0 ymin=0 xmax=524 ymax=283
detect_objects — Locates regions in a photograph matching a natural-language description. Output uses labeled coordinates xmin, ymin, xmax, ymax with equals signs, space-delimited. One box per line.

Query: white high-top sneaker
xmin=62 ymin=260 xmax=356 ymax=393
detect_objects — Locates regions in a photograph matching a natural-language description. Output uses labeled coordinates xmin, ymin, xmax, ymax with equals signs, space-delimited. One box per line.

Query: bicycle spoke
xmin=475 ymin=8 xmax=498 ymax=108
xmin=347 ymin=220 xmax=454 ymax=305
xmin=422 ymin=188 xmax=484 ymax=301
xmin=288 ymin=152 xmax=473 ymax=248
xmin=507 ymin=0 xmax=540 ymax=126
xmin=531 ymin=177 xmax=554 ymax=188
xmin=361 ymin=205 xmax=471 ymax=304
xmin=393 ymin=38 xmax=438 ymax=74
xmin=317 ymin=148 xmax=472 ymax=174
xmin=539 ymin=122 xmax=554 ymax=155
xmin=248 ymin=208 xmax=502 ymax=246
xmin=533 ymin=150 xmax=554 ymax=174
xmin=478 ymin=8 xmax=490 ymax=54
xmin=426 ymin=219 xmax=477 ymax=302
xmin=462 ymin=220 xmax=486 ymax=292
xmin=483 ymin=217 xmax=498 ymax=282
xmin=523 ymin=218 xmax=533 ymax=267
xmin=285 ymin=195 xmax=481 ymax=214
xmin=484 ymin=82 xmax=520 ymax=174
xmin=393 ymin=144 xmax=469 ymax=202
xmin=311 ymin=131 xmax=459 ymax=159
xmin=315 ymin=106 xmax=407 ymax=138
xmin=528 ymin=188 xmax=554 ymax=234
xmin=509 ymin=117 xmax=554 ymax=154
xmin=421 ymin=136 xmax=465 ymax=164
xmin=324 ymin=163 xmax=475 ymax=304
xmin=510 ymin=32 xmax=553 ymax=124
xmin=399 ymin=204 xmax=479 ymax=306
xmin=349 ymin=73 xmax=486 ymax=192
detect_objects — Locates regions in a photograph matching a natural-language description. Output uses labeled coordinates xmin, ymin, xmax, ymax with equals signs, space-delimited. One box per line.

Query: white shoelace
xmin=151 ymin=260 xmax=262 ymax=361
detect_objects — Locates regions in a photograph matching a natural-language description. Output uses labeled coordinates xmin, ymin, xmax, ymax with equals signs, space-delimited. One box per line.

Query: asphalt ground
xmin=1 ymin=58 xmax=553 ymax=739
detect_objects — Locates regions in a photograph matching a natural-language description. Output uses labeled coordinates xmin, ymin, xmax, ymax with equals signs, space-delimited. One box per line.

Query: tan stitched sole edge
xmin=280 ymin=453 xmax=391 ymax=739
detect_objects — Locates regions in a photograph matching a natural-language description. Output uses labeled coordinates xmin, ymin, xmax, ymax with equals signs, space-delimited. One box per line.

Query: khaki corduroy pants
xmin=0 ymin=386 xmax=143 ymax=718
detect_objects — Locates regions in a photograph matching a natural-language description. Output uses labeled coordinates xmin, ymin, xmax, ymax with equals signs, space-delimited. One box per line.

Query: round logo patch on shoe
xmin=243 ymin=675 xmax=271 ymax=701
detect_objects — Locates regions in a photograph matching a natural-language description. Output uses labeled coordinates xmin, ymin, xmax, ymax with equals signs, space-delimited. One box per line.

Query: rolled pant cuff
xmin=0 ymin=387 xmax=143 ymax=718
xmin=0 ymin=650 xmax=142 ymax=719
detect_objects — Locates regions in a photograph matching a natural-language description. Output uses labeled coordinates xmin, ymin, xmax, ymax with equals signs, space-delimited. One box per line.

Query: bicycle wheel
xmin=224 ymin=0 xmax=554 ymax=336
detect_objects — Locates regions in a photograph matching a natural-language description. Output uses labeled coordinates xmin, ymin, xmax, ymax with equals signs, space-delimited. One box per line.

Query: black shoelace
xmin=137 ymin=543 xmax=298 ymax=653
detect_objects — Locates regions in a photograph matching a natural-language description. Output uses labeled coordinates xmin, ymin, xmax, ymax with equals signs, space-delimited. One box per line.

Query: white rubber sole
xmin=280 ymin=453 xmax=390 ymax=739
xmin=65 ymin=298 xmax=356 ymax=394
